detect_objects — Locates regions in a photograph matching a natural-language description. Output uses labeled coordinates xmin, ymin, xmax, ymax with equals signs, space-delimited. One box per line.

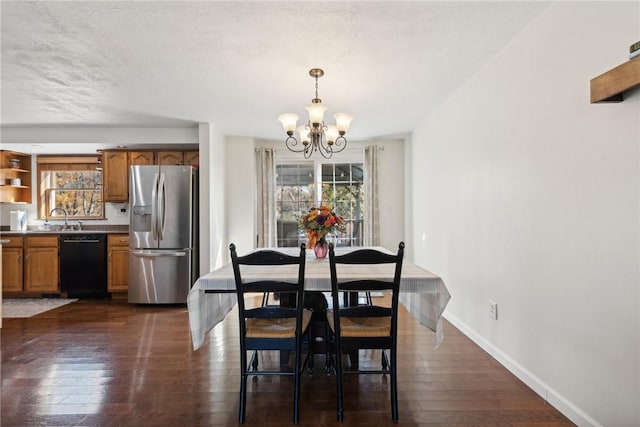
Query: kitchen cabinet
xmin=131 ymin=150 xmax=199 ymax=166
xmin=102 ymin=151 xmax=129 ymax=202
xmin=101 ymin=148 xmax=198 ymax=201
xmin=1 ymin=236 xmax=23 ymax=291
xmin=0 ymin=150 xmax=32 ymax=204
xmin=183 ymin=151 xmax=199 ymax=166
xmin=24 ymin=236 xmax=59 ymax=292
xmin=129 ymin=151 xmax=155 ymax=165
xmin=108 ymin=234 xmax=129 ymax=293
xmin=157 ymin=151 xmax=185 ymax=165
xmin=154 ymin=151 xmax=200 ymax=166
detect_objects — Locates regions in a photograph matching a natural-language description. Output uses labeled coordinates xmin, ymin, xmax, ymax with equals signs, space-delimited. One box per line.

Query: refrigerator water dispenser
xmin=131 ymin=205 xmax=152 ymax=232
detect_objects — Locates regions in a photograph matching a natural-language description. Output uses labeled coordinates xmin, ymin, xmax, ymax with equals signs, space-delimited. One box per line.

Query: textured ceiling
xmin=1 ymin=1 xmax=549 ymax=141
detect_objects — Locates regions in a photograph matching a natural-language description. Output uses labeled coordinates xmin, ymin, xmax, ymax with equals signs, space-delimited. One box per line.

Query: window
xmin=275 ymin=160 xmax=364 ymax=248
xmin=321 ymin=163 xmax=364 ymax=247
xmin=276 ymin=163 xmax=315 ymax=247
xmin=37 ymin=156 xmax=104 ymax=220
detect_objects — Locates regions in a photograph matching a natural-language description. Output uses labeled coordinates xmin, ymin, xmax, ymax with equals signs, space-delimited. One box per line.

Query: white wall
xmin=197 ymin=124 xmax=212 ymax=275
xmin=0 ymin=126 xmax=198 ymax=153
xmin=410 ymin=2 xmax=639 ymax=426
xmin=227 ymin=137 xmax=405 ymax=252
xmin=200 ymin=124 xmax=226 ymax=271
xmin=225 ymin=136 xmax=257 ymax=257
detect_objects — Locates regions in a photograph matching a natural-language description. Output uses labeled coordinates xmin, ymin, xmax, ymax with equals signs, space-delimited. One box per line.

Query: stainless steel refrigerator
xmin=128 ymin=165 xmax=198 ymax=304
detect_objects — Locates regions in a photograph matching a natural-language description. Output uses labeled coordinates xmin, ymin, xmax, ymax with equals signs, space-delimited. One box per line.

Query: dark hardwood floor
xmin=1 ymin=298 xmax=575 ymax=426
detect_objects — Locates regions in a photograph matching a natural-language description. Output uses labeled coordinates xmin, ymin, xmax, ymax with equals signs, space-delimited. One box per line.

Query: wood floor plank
xmin=1 ymin=299 xmax=575 ymax=426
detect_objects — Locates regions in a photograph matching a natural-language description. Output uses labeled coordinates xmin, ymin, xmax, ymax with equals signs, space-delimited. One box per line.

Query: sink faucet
xmin=49 ymin=207 xmax=68 ymax=228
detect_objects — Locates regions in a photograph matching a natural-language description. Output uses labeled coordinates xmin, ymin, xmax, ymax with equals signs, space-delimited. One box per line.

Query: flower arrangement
xmin=300 ymin=205 xmax=345 ymax=248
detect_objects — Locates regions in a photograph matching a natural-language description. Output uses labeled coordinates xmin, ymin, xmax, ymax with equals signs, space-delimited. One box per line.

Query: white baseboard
xmin=443 ymin=311 xmax=602 ymax=427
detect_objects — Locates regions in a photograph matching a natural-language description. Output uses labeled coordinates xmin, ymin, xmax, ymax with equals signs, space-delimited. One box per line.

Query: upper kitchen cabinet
xmin=183 ymin=151 xmax=199 ymax=166
xmin=0 ymin=150 xmax=32 ymax=204
xmin=157 ymin=151 xmax=185 ymax=165
xmin=101 ymin=148 xmax=198 ymax=202
xmin=129 ymin=151 xmax=155 ymax=165
xmin=158 ymin=151 xmax=200 ymax=166
xmin=101 ymin=151 xmax=129 ymax=202
xmin=131 ymin=150 xmax=199 ymax=166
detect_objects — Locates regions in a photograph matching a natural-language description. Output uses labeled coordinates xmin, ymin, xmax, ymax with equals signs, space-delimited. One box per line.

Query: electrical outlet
xmin=489 ymin=300 xmax=498 ymax=320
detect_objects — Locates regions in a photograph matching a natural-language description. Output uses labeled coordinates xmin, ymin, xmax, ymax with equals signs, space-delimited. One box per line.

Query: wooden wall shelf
xmin=590 ymin=57 xmax=640 ymax=103
xmin=0 ymin=150 xmax=32 ymax=204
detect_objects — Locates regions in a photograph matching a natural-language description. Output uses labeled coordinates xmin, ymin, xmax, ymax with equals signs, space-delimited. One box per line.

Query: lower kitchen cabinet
xmin=2 ymin=236 xmax=23 ymax=291
xmin=24 ymin=236 xmax=59 ymax=292
xmin=108 ymin=234 xmax=129 ymax=292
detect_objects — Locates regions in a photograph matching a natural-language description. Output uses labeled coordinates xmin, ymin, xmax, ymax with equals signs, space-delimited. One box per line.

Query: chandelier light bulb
xmin=278 ymin=113 xmax=299 ymax=135
xmin=305 ymin=103 xmax=327 ymax=126
xmin=333 ymin=113 xmax=353 ymax=134
xmin=325 ymin=125 xmax=339 ymax=145
xmin=297 ymin=125 xmax=311 ymax=144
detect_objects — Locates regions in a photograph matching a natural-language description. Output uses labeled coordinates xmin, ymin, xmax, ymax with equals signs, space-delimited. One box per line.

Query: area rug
xmin=2 ymin=298 xmax=78 ymax=318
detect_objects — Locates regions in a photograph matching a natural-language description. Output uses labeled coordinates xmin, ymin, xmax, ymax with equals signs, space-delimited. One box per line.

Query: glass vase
xmin=313 ymin=238 xmax=329 ymax=258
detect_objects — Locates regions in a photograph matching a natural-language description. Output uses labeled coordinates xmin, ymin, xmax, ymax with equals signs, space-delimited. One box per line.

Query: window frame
xmin=274 ymin=151 xmax=365 ymax=248
xmin=36 ymin=155 xmax=105 ymax=220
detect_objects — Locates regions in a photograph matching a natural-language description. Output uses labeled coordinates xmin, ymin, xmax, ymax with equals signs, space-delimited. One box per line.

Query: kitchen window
xmin=275 ymin=160 xmax=364 ymax=248
xmin=37 ymin=156 xmax=104 ymax=220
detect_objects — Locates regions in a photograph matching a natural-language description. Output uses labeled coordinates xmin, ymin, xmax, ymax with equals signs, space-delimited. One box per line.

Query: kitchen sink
xmin=38 ymin=225 xmax=83 ymax=232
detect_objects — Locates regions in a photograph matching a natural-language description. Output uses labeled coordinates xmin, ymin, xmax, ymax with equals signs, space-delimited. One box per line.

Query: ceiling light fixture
xmin=278 ymin=68 xmax=353 ymax=159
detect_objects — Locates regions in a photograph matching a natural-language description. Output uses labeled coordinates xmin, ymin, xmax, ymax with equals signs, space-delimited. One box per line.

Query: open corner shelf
xmin=0 ymin=150 xmax=32 ymax=204
xmin=590 ymin=56 xmax=640 ymax=103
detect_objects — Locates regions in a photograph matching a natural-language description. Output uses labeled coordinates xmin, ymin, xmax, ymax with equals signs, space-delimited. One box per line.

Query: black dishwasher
xmin=59 ymin=234 xmax=108 ymax=298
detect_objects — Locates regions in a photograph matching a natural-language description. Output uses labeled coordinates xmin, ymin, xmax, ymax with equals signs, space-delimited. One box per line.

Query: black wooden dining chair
xmin=328 ymin=242 xmax=405 ymax=422
xmin=229 ymin=243 xmax=311 ymax=424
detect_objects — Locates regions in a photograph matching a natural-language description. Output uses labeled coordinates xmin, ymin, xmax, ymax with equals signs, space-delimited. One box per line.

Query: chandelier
xmin=278 ymin=68 xmax=353 ymax=159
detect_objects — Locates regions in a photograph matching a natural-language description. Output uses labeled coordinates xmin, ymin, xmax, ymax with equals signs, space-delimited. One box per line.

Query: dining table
xmin=186 ymin=246 xmax=451 ymax=351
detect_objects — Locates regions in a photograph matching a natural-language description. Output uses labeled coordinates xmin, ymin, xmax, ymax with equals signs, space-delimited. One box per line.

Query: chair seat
xmin=327 ymin=309 xmax=391 ymax=337
xmin=246 ymin=309 xmax=312 ymax=338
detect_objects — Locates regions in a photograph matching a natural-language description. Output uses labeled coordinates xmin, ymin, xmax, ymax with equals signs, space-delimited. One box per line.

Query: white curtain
xmin=364 ymin=145 xmax=380 ymax=246
xmin=256 ymin=148 xmax=276 ymax=248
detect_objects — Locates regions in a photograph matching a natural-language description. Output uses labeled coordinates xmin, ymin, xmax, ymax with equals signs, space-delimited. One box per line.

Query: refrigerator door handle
xmin=131 ymin=250 xmax=187 ymax=258
xmin=151 ymin=172 xmax=160 ymax=241
xmin=158 ymin=172 xmax=167 ymax=241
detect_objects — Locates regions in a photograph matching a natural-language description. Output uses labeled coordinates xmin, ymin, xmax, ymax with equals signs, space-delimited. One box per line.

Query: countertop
xmin=0 ymin=225 xmax=129 ymax=235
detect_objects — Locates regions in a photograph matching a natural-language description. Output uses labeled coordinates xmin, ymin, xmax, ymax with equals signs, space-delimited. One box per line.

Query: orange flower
xmin=300 ymin=205 xmax=346 ymax=248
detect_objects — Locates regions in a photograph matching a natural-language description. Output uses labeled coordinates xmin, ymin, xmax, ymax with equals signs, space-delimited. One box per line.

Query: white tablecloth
xmin=187 ymin=247 xmax=451 ymax=350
